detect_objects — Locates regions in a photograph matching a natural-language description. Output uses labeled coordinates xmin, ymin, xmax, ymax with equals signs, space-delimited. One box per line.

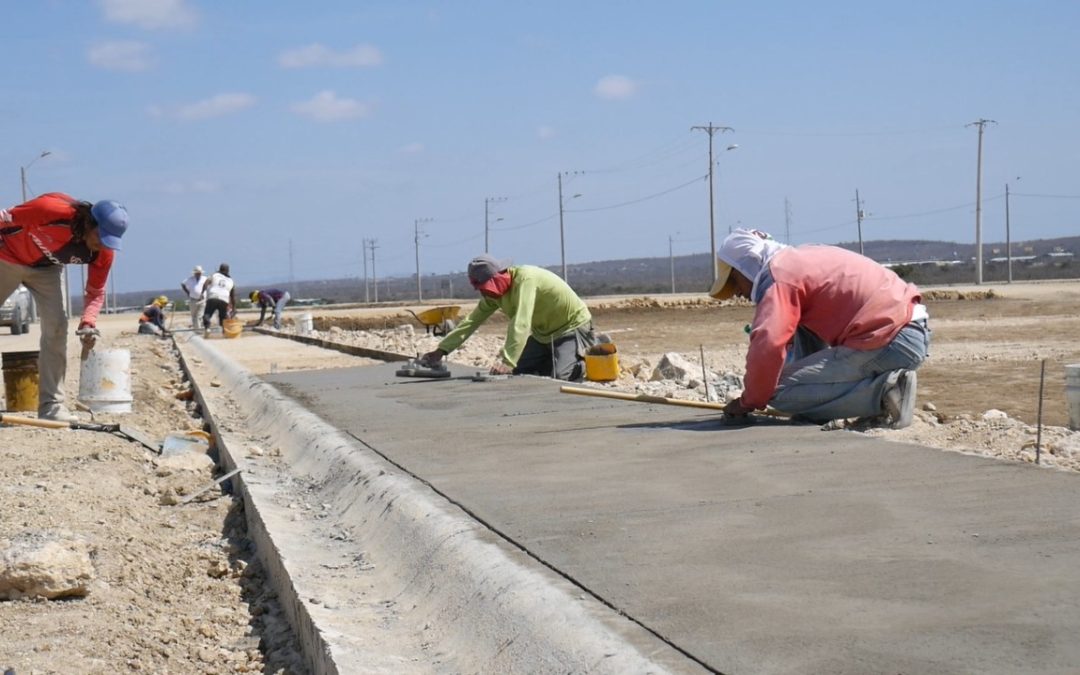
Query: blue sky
xmin=3 ymin=0 xmax=1079 ymax=292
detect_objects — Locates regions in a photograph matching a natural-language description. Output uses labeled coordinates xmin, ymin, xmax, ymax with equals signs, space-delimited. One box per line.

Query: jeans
xmin=769 ymin=321 xmax=930 ymax=422
xmin=513 ymin=324 xmax=596 ymax=381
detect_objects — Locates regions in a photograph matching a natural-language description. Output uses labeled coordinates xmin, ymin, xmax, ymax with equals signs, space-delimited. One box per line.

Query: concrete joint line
xmin=177 ymin=336 xmax=704 ymax=674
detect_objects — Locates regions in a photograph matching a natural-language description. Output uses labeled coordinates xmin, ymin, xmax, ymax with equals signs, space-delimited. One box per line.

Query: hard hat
xmin=90 ymin=200 xmax=129 ymax=251
xmin=155 ymin=295 xmax=168 ymax=306
xmin=249 ymin=291 xmax=260 ymax=302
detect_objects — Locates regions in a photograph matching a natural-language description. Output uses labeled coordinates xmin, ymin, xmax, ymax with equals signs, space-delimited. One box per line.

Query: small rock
xmin=922 ymin=401 xmax=937 ymax=412
xmin=982 ymin=409 xmax=1009 ymax=420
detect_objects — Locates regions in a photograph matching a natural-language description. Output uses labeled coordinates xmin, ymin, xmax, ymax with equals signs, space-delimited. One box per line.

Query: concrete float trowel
xmin=395 ymin=358 xmax=509 ymax=382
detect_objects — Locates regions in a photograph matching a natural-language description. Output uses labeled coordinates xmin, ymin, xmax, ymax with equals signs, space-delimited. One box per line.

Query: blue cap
xmin=90 ymin=200 xmax=128 ymax=251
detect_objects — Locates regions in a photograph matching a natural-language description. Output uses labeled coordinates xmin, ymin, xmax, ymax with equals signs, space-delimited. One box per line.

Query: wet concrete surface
xmin=266 ymin=362 xmax=1080 ymax=674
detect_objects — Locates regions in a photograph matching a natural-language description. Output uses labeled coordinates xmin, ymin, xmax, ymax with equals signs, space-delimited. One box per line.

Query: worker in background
xmin=249 ymin=288 xmax=290 ymax=330
xmin=180 ymin=265 xmax=207 ymax=329
xmin=201 ymin=263 xmax=236 ymax=338
xmin=420 ymin=254 xmax=596 ymax=380
xmin=712 ymin=228 xmax=929 ymax=429
xmin=137 ymin=296 xmax=170 ymax=336
xmin=0 ymin=192 xmax=128 ymax=421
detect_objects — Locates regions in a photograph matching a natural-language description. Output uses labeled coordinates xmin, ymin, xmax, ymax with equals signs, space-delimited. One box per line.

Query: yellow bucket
xmin=3 ymin=350 xmax=39 ymax=412
xmin=222 ymin=318 xmax=243 ymax=339
xmin=584 ymin=345 xmax=620 ymax=382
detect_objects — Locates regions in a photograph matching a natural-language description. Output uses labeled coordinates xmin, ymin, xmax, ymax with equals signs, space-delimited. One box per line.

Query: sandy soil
xmin=2 ymin=279 xmax=1078 ymax=672
xmin=0 ymin=322 xmax=306 ymax=673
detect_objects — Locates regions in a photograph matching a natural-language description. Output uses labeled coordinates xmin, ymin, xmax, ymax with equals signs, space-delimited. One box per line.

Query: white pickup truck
xmin=0 ymin=285 xmax=35 ymax=335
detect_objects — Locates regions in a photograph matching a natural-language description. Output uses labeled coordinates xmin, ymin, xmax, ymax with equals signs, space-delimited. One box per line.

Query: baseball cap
xmin=467 ymin=254 xmax=511 ymax=286
xmin=90 ymin=200 xmax=128 ymax=251
xmin=193 ymin=265 xmax=203 ymax=274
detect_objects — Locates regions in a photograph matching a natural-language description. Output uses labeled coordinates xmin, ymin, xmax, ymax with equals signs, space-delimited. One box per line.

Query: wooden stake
xmin=1036 ymin=359 xmax=1046 ymax=464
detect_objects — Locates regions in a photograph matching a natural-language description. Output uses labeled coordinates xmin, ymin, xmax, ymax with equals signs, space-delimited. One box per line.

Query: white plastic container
xmin=1066 ymin=363 xmax=1080 ymax=431
xmin=78 ymin=348 xmax=133 ymax=414
xmin=298 ymin=312 xmax=313 ymax=334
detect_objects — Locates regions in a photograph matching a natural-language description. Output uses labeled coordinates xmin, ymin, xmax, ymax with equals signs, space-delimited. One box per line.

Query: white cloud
xmin=399 ymin=142 xmax=425 ymax=154
xmin=278 ymin=44 xmax=383 ymax=69
xmin=87 ymin=41 xmax=154 ymax=71
xmin=99 ymin=0 xmax=197 ymax=29
xmin=175 ymin=93 xmax=256 ymax=121
xmin=594 ymin=75 xmax=640 ymax=100
xmin=291 ymin=91 xmax=371 ymax=122
xmin=537 ymin=126 xmax=556 ymax=140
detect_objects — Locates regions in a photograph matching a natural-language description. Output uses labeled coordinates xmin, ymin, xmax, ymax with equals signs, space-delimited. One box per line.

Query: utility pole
xmin=967 ymin=118 xmax=996 ymax=284
xmin=669 ymin=235 xmax=676 ymax=294
xmin=369 ymin=239 xmax=379 ymax=303
xmin=1005 ymin=183 xmax=1013 ymax=283
xmin=854 ymin=189 xmax=865 ymax=256
xmin=691 ymin=122 xmax=734 ymax=284
xmin=288 ymin=239 xmax=296 ymax=296
xmin=414 ymin=218 xmax=432 ymax=301
xmin=361 ymin=238 xmax=370 ymax=302
xmin=784 ymin=197 xmax=793 ymax=245
xmin=484 ymin=197 xmax=506 ymax=253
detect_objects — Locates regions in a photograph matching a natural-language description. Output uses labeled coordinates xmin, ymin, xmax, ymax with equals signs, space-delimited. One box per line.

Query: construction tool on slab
xmin=0 ymin=413 xmax=162 ymax=453
xmin=559 ymin=385 xmax=788 ymax=420
xmin=395 ymin=358 xmax=452 ymax=378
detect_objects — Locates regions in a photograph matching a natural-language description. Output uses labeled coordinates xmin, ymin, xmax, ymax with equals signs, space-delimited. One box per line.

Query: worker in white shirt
xmin=180 ymin=265 xmax=208 ymax=329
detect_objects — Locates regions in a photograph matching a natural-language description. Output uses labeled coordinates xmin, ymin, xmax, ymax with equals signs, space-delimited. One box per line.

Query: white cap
xmin=193 ymin=265 xmax=203 ymax=274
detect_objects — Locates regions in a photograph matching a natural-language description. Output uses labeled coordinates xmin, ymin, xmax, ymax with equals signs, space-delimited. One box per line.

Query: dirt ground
xmin=1 ymin=279 xmax=1078 ymax=673
xmin=1 ymin=325 xmax=306 ymax=673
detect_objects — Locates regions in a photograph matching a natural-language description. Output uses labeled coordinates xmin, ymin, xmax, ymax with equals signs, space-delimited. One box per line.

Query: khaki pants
xmin=0 ymin=259 xmax=69 ymax=414
xmin=188 ymin=298 xmax=206 ymax=329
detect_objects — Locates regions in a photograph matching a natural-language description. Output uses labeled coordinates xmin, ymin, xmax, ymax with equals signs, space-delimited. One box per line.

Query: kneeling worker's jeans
xmin=769 ymin=320 xmax=930 ymax=422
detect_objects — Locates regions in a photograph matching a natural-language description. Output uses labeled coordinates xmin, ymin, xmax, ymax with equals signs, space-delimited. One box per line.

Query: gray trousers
xmin=0 ymin=259 xmax=69 ymax=413
xmin=769 ymin=321 xmax=930 ymax=422
xmin=513 ymin=324 xmax=596 ymax=382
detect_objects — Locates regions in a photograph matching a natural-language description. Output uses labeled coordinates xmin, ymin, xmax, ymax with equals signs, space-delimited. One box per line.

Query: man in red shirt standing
xmin=0 ymin=192 xmax=128 ymax=421
xmin=711 ymin=229 xmax=929 ymax=429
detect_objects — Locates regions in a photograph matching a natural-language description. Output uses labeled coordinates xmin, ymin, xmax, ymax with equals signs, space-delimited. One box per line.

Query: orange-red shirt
xmin=742 ymin=245 xmax=920 ymax=409
xmin=0 ymin=193 xmax=114 ymax=328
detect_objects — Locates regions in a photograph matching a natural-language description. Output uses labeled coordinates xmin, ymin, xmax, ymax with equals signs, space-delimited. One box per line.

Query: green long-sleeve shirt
xmin=437 ymin=265 xmax=592 ymax=366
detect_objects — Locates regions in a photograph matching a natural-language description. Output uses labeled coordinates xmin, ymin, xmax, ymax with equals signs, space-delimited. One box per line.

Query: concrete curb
xmin=176 ymin=335 xmax=707 ymax=674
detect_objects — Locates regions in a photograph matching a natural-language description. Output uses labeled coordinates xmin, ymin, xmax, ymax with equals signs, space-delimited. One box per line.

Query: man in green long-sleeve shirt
xmin=419 ymin=254 xmax=596 ymax=380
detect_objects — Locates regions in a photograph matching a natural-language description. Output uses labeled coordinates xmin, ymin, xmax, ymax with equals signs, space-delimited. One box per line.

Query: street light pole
xmin=691 ymin=123 xmax=733 ymax=284
xmin=557 ymin=172 xmax=583 ymax=282
xmin=20 ymin=150 xmax=51 ymax=202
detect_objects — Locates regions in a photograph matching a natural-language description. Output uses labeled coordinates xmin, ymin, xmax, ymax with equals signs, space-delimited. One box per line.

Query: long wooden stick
xmin=560 ymin=385 xmax=730 ymax=411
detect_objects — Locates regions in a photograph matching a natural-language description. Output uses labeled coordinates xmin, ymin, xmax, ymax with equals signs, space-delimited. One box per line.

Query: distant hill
xmin=96 ymin=235 xmax=1080 ymax=311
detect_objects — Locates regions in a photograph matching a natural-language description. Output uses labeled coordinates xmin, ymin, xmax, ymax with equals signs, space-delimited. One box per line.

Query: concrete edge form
xmin=175 ymin=335 xmax=710 ymax=674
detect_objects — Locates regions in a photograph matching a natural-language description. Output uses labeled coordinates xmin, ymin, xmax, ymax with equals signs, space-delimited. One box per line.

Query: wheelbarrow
xmin=405 ymin=305 xmax=462 ymax=336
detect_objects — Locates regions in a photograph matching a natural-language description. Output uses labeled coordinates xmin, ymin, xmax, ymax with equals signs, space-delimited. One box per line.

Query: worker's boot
xmin=882 ymin=369 xmax=917 ymax=429
xmin=39 ymin=403 xmax=78 ymax=423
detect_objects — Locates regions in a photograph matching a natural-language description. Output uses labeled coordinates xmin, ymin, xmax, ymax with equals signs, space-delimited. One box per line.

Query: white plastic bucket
xmin=298 ymin=312 xmax=313 ymax=334
xmin=1066 ymin=363 xmax=1080 ymax=431
xmin=78 ymin=348 xmax=133 ymax=414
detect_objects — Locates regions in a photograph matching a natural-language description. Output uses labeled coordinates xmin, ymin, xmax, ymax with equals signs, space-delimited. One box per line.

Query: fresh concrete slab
xmin=267 ymin=362 xmax=1080 ymax=675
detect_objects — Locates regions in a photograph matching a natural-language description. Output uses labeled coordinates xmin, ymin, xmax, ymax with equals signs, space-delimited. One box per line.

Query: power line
xmin=566 ymin=174 xmax=707 ymax=213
